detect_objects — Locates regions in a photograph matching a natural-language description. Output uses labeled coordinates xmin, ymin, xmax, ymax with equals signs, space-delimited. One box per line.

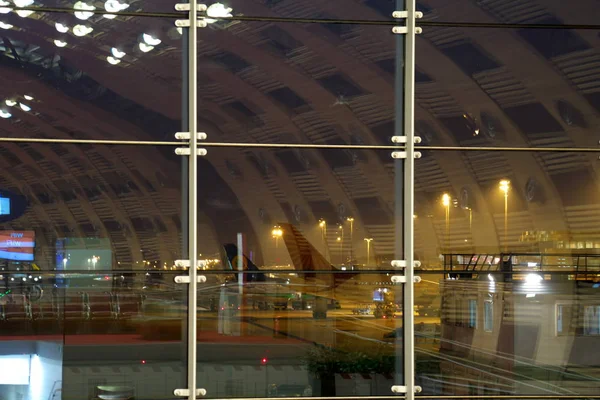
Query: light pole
xmin=338 ymin=224 xmax=344 ymax=264
xmin=499 ymin=180 xmax=510 ymax=253
xmin=442 ymin=193 xmax=450 ymax=251
xmin=319 ymin=219 xmax=328 ymax=261
xmin=364 ymin=238 xmax=373 ymax=267
xmin=347 ymin=217 xmax=354 ymax=264
xmin=272 ymin=226 xmax=282 ymax=265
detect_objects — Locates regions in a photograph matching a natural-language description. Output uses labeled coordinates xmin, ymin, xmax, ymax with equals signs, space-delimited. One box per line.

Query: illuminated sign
xmin=0 ymin=231 xmax=35 ymax=261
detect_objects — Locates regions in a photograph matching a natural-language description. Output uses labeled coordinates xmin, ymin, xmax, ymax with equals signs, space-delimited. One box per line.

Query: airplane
xmin=214 ymin=223 xmax=408 ymax=317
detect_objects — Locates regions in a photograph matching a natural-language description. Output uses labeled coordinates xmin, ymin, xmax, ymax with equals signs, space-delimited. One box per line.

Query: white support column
xmin=391 ymin=0 xmax=422 ymax=398
xmin=187 ymin=0 xmax=199 ymax=398
xmin=403 ymin=1 xmax=418 ymax=399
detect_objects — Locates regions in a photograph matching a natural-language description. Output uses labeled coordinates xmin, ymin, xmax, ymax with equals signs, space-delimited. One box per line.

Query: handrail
xmin=47 ymin=380 xmax=62 ymax=400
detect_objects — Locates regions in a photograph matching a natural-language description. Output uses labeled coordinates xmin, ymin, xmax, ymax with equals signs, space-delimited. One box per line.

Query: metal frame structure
xmin=173 ymin=0 xmax=423 ymax=398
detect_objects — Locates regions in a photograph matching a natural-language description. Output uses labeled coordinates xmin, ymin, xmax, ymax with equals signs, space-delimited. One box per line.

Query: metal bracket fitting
xmin=174 ymin=4 xmax=208 ymax=12
xmin=174 ymin=259 xmax=209 ymax=268
xmin=174 ymin=275 xmax=207 ymax=284
xmin=391 ymin=136 xmax=422 ymax=144
xmin=175 ymin=19 xmax=208 ymax=28
xmin=174 ymin=3 xmax=209 ymax=27
xmin=391 ymin=151 xmax=422 ymax=159
xmin=175 ymin=148 xmax=208 ymax=156
xmin=174 ymin=388 xmax=207 ymax=397
xmin=391 ymin=260 xmax=422 ymax=268
xmin=391 ymin=385 xmax=422 ymax=394
xmin=175 ymin=132 xmax=207 ymax=140
xmin=391 ymin=10 xmax=423 ymax=35
xmin=391 ymin=275 xmax=422 ymax=284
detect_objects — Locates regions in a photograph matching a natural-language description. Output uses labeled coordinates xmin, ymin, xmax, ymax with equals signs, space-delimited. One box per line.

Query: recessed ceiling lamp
xmin=55 ymin=22 xmax=69 ymax=33
xmin=5 ymin=99 xmax=16 ymax=107
xmin=111 ymin=47 xmax=125 ymax=58
xmin=0 ymin=1 xmax=10 ymax=15
xmin=54 ymin=39 xmax=67 ymax=47
xmin=0 ymin=110 xmax=11 ymax=118
xmin=74 ymin=1 xmax=95 ymax=20
xmin=19 ymin=103 xmax=31 ymax=112
xmin=23 ymin=95 xmax=33 ymax=100
xmin=142 ymin=33 xmax=161 ymax=46
xmin=138 ymin=42 xmax=154 ymax=53
xmin=106 ymin=56 xmax=121 ymax=65
xmin=0 ymin=21 xmax=12 ymax=29
xmin=13 ymin=0 xmax=35 ymax=17
xmin=73 ymin=24 xmax=93 ymax=37
xmin=104 ymin=1 xmax=129 ymax=19
xmin=205 ymin=2 xmax=232 ymax=23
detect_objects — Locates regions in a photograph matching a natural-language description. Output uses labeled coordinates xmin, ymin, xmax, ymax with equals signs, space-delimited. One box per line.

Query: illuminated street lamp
xmin=338 ymin=224 xmax=344 ymax=264
xmin=319 ymin=219 xmax=328 ymax=260
xmin=272 ymin=226 xmax=283 ymax=248
xmin=272 ymin=226 xmax=283 ymax=266
xmin=499 ymin=180 xmax=510 ymax=252
xmin=364 ymin=238 xmax=373 ymax=266
xmin=347 ymin=217 xmax=354 ymax=263
xmin=442 ymin=193 xmax=451 ymax=249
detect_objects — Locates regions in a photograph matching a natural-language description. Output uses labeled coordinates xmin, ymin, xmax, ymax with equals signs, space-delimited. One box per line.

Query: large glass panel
xmin=0 ymin=11 xmax=181 ymax=140
xmin=0 ymin=143 xmax=186 ymax=399
xmin=414 ymin=150 xmax=600 ymax=396
xmin=407 ymin=0 xmax=597 ymax=25
xmin=194 ymin=147 xmax=406 ymax=397
xmin=196 ymin=22 xmax=396 ymax=146
xmin=415 ymin=26 xmax=600 ymax=149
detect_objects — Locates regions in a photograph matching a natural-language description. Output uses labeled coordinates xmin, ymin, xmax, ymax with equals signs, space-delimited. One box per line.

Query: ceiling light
xmin=111 ymin=47 xmax=125 ymax=58
xmin=106 ymin=56 xmax=120 ymax=65
xmin=142 ymin=33 xmax=161 ymax=46
xmin=13 ymin=0 xmax=33 ymax=6
xmin=23 ymin=95 xmax=33 ymax=100
xmin=525 ymin=273 xmax=543 ymax=284
xmin=138 ymin=42 xmax=154 ymax=53
xmin=74 ymin=1 xmax=95 ymax=20
xmin=19 ymin=103 xmax=31 ymax=112
xmin=176 ymin=27 xmax=183 ymax=35
xmin=205 ymin=2 xmax=232 ymax=23
xmin=54 ymin=40 xmax=67 ymax=47
xmin=55 ymin=22 xmax=69 ymax=33
xmin=15 ymin=9 xmax=34 ymax=17
xmin=0 ymin=110 xmax=11 ymax=118
xmin=5 ymin=99 xmax=16 ymax=107
xmin=103 ymin=13 xmax=116 ymax=19
xmin=0 ymin=0 xmax=9 ymax=14
xmin=73 ymin=24 xmax=93 ymax=37
xmin=105 ymin=0 xmax=129 ymax=12
xmin=0 ymin=21 xmax=12 ymax=29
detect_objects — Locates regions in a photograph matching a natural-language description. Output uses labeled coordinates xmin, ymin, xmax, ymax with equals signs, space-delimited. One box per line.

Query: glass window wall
xmin=1 ymin=1 xmax=600 ymax=400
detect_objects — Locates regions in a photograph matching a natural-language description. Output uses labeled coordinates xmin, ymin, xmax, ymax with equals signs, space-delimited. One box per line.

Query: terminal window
xmin=583 ymin=305 xmax=600 ymax=336
xmin=484 ymin=300 xmax=493 ymax=332
xmin=468 ymin=299 xmax=477 ymax=328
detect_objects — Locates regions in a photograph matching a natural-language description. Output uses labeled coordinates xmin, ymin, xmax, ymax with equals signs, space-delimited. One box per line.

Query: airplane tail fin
xmin=278 ymin=223 xmax=354 ymax=285
xmin=223 ymin=243 xmax=266 ymax=282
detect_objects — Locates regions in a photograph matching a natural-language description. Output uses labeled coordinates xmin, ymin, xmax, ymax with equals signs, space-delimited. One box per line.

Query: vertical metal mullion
xmin=403 ymin=0 xmax=417 ymax=399
xmin=187 ymin=0 xmax=198 ymax=399
xmin=394 ymin=0 xmax=406 ymax=389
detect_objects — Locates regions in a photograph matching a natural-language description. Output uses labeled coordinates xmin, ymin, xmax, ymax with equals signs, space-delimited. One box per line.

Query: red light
xmin=141 ymin=360 xmax=146 ymax=364
xmin=261 ymin=358 xmax=268 ymax=364
xmin=104 ymin=276 xmax=110 ymax=280
xmin=383 ymin=315 xmax=387 ymax=319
